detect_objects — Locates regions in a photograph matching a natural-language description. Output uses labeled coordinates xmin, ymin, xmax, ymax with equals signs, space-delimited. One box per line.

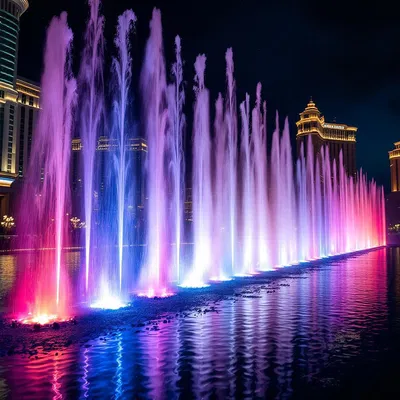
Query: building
xmin=0 ymin=0 xmax=40 ymax=216
xmin=389 ymin=142 xmax=400 ymax=193
xmin=296 ymin=99 xmax=357 ymax=177
xmin=387 ymin=143 xmax=400 ymax=238
xmin=184 ymin=187 xmax=192 ymax=223
xmin=71 ymin=136 xmax=148 ymax=219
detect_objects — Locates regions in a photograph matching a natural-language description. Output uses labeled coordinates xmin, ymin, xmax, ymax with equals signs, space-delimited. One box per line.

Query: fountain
xmin=184 ymin=55 xmax=213 ymax=287
xmin=11 ymin=4 xmax=386 ymax=318
xmin=112 ymin=10 xmax=136 ymax=295
xmin=225 ymin=49 xmax=238 ymax=275
xmin=139 ymin=9 xmax=171 ymax=297
xmin=14 ymin=12 xmax=76 ymax=321
xmin=167 ymin=36 xmax=185 ymax=284
xmin=79 ymin=0 xmax=104 ymax=294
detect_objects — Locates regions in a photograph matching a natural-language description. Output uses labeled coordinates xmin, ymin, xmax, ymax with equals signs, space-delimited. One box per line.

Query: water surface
xmin=1 ymin=247 xmax=400 ymax=399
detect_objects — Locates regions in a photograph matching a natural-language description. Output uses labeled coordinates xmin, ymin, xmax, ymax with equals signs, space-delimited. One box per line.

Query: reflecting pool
xmin=1 ymin=247 xmax=400 ymax=399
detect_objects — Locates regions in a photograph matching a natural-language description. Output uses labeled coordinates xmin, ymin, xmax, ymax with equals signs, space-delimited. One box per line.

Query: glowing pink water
xmin=11 ymin=6 xmax=386 ymax=311
xmin=140 ymin=9 xmax=170 ymax=295
xmin=80 ymin=0 xmax=104 ymax=294
xmin=14 ymin=13 xmax=76 ymax=319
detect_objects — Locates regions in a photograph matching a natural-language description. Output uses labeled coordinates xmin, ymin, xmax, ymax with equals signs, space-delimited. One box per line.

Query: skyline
xmin=17 ymin=0 xmax=400 ymax=189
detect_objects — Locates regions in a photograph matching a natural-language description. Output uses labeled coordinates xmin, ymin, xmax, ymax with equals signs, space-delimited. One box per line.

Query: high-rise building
xmin=296 ymin=99 xmax=357 ymax=177
xmin=71 ymin=136 xmax=148 ymax=218
xmin=0 ymin=0 xmax=28 ymax=86
xmin=387 ymin=143 xmax=400 ymax=239
xmin=0 ymin=0 xmax=40 ymax=216
xmin=389 ymin=142 xmax=400 ymax=193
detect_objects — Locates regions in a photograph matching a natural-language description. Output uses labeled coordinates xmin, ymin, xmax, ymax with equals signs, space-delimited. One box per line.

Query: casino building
xmin=0 ymin=0 xmax=40 ymax=216
xmin=296 ymin=99 xmax=357 ymax=177
xmin=387 ymin=143 xmax=400 ymax=238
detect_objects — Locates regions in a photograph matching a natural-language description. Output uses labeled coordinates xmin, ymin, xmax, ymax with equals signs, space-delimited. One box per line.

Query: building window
xmin=0 ymin=106 xmax=4 ymax=166
xmin=29 ymin=96 xmax=34 ymax=106
xmin=7 ymin=105 xmax=15 ymax=173
xmin=0 ymin=90 xmax=4 ymax=99
xmin=27 ymin=108 xmax=33 ymax=159
xmin=21 ymin=93 xmax=26 ymax=104
xmin=18 ymin=106 xmax=25 ymax=177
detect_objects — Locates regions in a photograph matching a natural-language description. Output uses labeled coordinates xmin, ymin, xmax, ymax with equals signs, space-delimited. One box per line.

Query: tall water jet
xmin=140 ymin=9 xmax=170 ymax=296
xmin=112 ymin=10 xmax=136 ymax=294
xmin=213 ymin=93 xmax=228 ymax=279
xmin=278 ymin=119 xmax=297 ymax=265
xmin=270 ymin=115 xmax=281 ymax=265
xmin=239 ymin=94 xmax=255 ymax=275
xmin=251 ymin=84 xmax=269 ymax=270
xmin=79 ymin=0 xmax=104 ymax=294
xmin=225 ymin=48 xmax=238 ymax=274
xmin=167 ymin=36 xmax=185 ymax=283
xmin=185 ymin=54 xmax=212 ymax=286
xmin=14 ymin=13 xmax=76 ymax=320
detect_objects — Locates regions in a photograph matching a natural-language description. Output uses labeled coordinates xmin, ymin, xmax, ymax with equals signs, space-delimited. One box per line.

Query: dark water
xmin=1 ymin=247 xmax=400 ymax=399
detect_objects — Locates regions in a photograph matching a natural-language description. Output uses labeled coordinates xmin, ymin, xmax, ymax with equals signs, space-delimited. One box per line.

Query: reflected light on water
xmin=20 ymin=314 xmax=62 ymax=325
xmin=0 ymin=248 xmax=398 ymax=399
xmin=90 ymin=296 xmax=127 ymax=310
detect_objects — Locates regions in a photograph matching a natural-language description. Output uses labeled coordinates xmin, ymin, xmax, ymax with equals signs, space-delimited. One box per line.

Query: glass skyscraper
xmin=0 ymin=0 xmax=40 ymax=216
xmin=0 ymin=0 xmax=28 ymax=86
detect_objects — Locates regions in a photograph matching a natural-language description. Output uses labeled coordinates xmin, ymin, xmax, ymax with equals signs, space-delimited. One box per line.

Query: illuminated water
xmin=13 ymin=13 xmax=76 ymax=319
xmin=11 ymin=4 xmax=385 ymax=319
xmin=1 ymin=248 xmax=400 ymax=399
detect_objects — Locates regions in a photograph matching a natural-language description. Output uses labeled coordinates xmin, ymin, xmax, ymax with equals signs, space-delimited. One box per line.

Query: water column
xmin=140 ymin=9 xmax=170 ymax=296
xmin=239 ymin=94 xmax=255 ymax=275
xmin=225 ymin=49 xmax=238 ymax=275
xmin=251 ymin=84 xmax=269 ymax=270
xmin=167 ymin=36 xmax=185 ymax=284
xmin=112 ymin=10 xmax=136 ymax=293
xmin=185 ymin=55 xmax=212 ymax=286
xmin=213 ymin=93 xmax=227 ymax=279
xmin=279 ymin=120 xmax=297 ymax=264
xmin=15 ymin=13 xmax=76 ymax=319
xmin=80 ymin=0 xmax=104 ymax=294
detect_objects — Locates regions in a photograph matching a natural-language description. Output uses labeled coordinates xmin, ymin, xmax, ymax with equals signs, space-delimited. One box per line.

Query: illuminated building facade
xmin=71 ymin=136 xmax=148 ymax=220
xmin=389 ymin=142 xmax=400 ymax=193
xmin=296 ymin=100 xmax=357 ymax=177
xmin=0 ymin=0 xmax=41 ymax=216
xmin=387 ymin=142 xmax=400 ymax=239
xmin=184 ymin=187 xmax=192 ymax=223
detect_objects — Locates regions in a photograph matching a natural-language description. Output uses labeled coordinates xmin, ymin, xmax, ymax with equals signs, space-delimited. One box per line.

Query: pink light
xmin=19 ymin=313 xmax=66 ymax=325
xmin=137 ymin=288 xmax=174 ymax=298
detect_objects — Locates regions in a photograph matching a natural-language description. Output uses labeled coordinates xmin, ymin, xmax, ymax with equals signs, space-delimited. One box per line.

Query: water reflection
xmin=1 ymin=248 xmax=399 ymax=399
xmin=0 ymin=255 xmax=17 ymax=307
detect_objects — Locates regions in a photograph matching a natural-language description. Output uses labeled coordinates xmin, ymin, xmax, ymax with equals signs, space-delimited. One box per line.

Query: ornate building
xmin=296 ymin=99 xmax=357 ymax=177
xmin=0 ymin=0 xmax=40 ymax=216
xmin=389 ymin=142 xmax=400 ymax=193
xmin=387 ymin=142 xmax=400 ymax=237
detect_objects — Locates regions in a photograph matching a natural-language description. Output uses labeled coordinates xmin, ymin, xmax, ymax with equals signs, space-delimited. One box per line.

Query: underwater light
xmin=179 ymin=280 xmax=210 ymax=288
xmin=137 ymin=288 xmax=174 ymax=298
xmin=20 ymin=314 xmax=60 ymax=325
xmin=209 ymin=275 xmax=232 ymax=282
xmin=90 ymin=296 xmax=127 ymax=310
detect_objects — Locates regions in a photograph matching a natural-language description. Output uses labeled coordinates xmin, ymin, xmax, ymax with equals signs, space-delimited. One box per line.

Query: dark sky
xmin=17 ymin=0 xmax=400 ymax=190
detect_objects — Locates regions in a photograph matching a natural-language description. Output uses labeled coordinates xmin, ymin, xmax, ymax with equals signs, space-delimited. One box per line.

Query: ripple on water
xmin=1 ymin=248 xmax=399 ymax=399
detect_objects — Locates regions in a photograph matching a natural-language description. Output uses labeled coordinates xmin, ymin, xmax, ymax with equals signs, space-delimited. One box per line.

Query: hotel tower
xmin=296 ymin=99 xmax=357 ymax=177
xmin=0 ymin=0 xmax=40 ymax=215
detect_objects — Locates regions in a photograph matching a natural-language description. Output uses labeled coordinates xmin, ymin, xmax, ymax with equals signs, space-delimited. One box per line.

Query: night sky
xmin=17 ymin=0 xmax=400 ymax=190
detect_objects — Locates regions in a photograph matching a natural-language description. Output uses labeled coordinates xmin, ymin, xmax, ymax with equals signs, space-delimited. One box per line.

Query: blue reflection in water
xmin=1 ymin=248 xmax=399 ymax=399
xmin=51 ymin=358 xmax=62 ymax=400
xmin=81 ymin=347 xmax=89 ymax=398
xmin=112 ymin=332 xmax=123 ymax=399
